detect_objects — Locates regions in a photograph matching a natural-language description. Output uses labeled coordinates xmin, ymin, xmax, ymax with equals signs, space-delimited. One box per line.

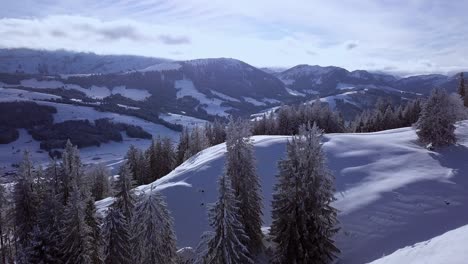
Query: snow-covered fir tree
xmin=0 ymin=183 xmax=8 ymax=263
xmin=270 ymin=123 xmax=339 ymax=264
xmin=13 ymin=151 xmax=38 ymax=260
xmin=61 ymin=140 xmax=84 ymax=205
xmin=85 ymin=198 xmax=104 ymax=264
xmin=205 ymin=119 xmax=226 ymax=146
xmin=102 ymin=206 xmax=132 ymax=264
xmin=146 ymin=137 xmax=175 ymax=182
xmin=417 ymin=89 xmax=465 ymax=147
xmin=199 ymin=174 xmax=253 ymax=264
xmin=32 ymin=165 xmax=65 ymax=263
xmin=185 ymin=126 xmax=209 ymax=160
xmin=132 ymin=188 xmax=177 ymax=264
xmin=125 ymin=145 xmax=148 ymax=185
xmin=89 ymin=164 xmax=111 ymax=201
xmin=225 ymin=118 xmax=263 ymax=254
xmin=25 ymin=225 xmax=50 ymax=264
xmin=176 ymin=127 xmax=190 ymax=165
xmin=60 ymin=181 xmax=93 ymax=264
xmin=113 ymin=164 xmax=136 ymax=222
xmin=458 ymin=72 xmax=467 ymax=107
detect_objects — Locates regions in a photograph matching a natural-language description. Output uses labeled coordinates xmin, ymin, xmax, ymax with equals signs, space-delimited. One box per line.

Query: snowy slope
xmin=0 ymin=88 xmax=179 ymax=170
xmin=18 ymin=79 xmax=151 ymax=101
xmin=96 ymin=121 xmax=468 ymax=263
xmin=368 ymin=224 xmax=468 ymax=264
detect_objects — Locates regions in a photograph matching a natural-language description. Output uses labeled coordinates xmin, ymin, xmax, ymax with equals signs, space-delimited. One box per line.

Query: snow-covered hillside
xmin=0 ymin=86 xmax=179 ymax=170
xmin=368 ymin=224 xmax=468 ymax=264
xmin=97 ymin=121 xmax=468 ymax=264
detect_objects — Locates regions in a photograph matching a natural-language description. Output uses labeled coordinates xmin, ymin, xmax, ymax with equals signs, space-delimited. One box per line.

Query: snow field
xmin=96 ymin=121 xmax=468 ymax=263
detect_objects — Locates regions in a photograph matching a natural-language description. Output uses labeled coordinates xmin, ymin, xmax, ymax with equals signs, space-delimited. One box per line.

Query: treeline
xmin=252 ymin=100 xmax=346 ymax=135
xmin=125 ymin=120 xmax=227 ymax=186
xmin=350 ymin=98 xmax=422 ymax=132
xmin=0 ymin=141 xmax=179 ymax=263
xmin=251 ymin=98 xmax=422 ymax=136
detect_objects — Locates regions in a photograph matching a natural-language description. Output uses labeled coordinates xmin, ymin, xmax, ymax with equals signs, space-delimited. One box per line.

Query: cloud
xmin=158 ymin=34 xmax=191 ymax=45
xmin=345 ymin=41 xmax=358 ymax=50
xmin=50 ymin=30 xmax=67 ymax=38
xmin=2 ymin=1 xmax=468 ymax=75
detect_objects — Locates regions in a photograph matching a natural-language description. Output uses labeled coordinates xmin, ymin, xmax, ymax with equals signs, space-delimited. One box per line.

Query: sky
xmin=1 ymin=0 xmax=468 ymax=76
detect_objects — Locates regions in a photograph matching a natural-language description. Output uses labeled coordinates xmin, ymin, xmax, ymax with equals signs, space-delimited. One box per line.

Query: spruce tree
xmin=60 ymin=181 xmax=93 ymax=264
xmin=102 ymin=207 xmax=132 ymax=264
xmin=416 ymin=89 xmax=465 ymax=147
xmin=176 ymin=127 xmax=190 ymax=165
xmin=61 ymin=140 xmax=84 ymax=205
xmin=146 ymin=137 xmax=176 ymax=181
xmin=13 ymin=151 xmax=38 ymax=257
xmin=271 ymin=123 xmax=339 ymax=264
xmin=0 ymin=184 xmax=9 ymax=263
xmin=200 ymin=174 xmax=253 ymax=264
xmin=89 ymin=164 xmax=111 ymax=201
xmin=186 ymin=126 xmax=209 ymax=160
xmin=125 ymin=145 xmax=148 ymax=185
xmin=113 ymin=164 xmax=136 ymax=222
xmin=132 ymin=188 xmax=177 ymax=264
xmin=34 ymin=168 xmax=64 ymax=263
xmin=458 ymin=72 xmax=467 ymax=107
xmin=225 ymin=118 xmax=263 ymax=254
xmin=85 ymin=198 xmax=104 ymax=264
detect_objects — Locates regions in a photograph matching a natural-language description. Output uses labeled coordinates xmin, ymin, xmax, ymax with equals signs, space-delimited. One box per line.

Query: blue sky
xmin=1 ymin=0 xmax=467 ymax=76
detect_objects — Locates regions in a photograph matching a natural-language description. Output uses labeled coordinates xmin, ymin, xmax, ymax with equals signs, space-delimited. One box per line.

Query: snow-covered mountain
xmin=97 ymin=121 xmax=468 ymax=264
xmin=276 ymin=64 xmax=463 ymax=96
xmin=0 ymin=48 xmax=169 ymax=74
xmin=0 ymin=49 xmax=464 ymax=123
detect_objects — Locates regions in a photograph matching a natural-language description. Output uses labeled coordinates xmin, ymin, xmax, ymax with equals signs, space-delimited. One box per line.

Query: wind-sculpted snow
xmin=368 ymin=224 xmax=468 ymax=264
xmin=96 ymin=122 xmax=468 ymax=263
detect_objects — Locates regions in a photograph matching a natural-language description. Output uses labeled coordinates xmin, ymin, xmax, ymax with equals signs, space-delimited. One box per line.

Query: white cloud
xmin=1 ymin=0 xmax=468 ymax=75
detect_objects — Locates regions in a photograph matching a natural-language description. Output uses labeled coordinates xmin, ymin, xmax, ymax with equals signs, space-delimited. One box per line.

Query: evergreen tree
xmin=85 ymin=198 xmax=103 ymax=264
xmin=416 ymin=89 xmax=465 ymax=147
xmin=61 ymin=140 xmax=84 ymax=205
xmin=13 ymin=151 xmax=38 ymax=257
xmin=200 ymin=175 xmax=253 ymax=264
xmin=186 ymin=126 xmax=209 ymax=160
xmin=0 ymin=184 xmax=9 ymax=263
xmin=146 ymin=137 xmax=176 ymax=182
xmin=89 ymin=164 xmax=111 ymax=201
xmin=206 ymin=119 xmax=226 ymax=146
xmin=271 ymin=123 xmax=339 ymax=264
xmin=26 ymin=225 xmax=49 ymax=264
xmin=132 ymin=188 xmax=177 ymax=264
xmin=176 ymin=127 xmax=190 ymax=165
xmin=458 ymin=72 xmax=467 ymax=107
xmin=113 ymin=164 xmax=135 ymax=222
xmin=102 ymin=207 xmax=132 ymax=264
xmin=60 ymin=181 xmax=93 ymax=264
xmin=34 ymin=168 xmax=64 ymax=264
xmin=125 ymin=145 xmax=148 ymax=185
xmin=225 ymin=118 xmax=263 ymax=254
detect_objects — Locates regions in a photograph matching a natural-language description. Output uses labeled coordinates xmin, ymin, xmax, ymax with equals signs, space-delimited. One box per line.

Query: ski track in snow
xmin=96 ymin=121 xmax=468 ymax=264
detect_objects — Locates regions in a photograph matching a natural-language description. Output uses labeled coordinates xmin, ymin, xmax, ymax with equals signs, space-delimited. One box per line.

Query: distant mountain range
xmin=0 ymin=48 xmax=464 ymax=124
